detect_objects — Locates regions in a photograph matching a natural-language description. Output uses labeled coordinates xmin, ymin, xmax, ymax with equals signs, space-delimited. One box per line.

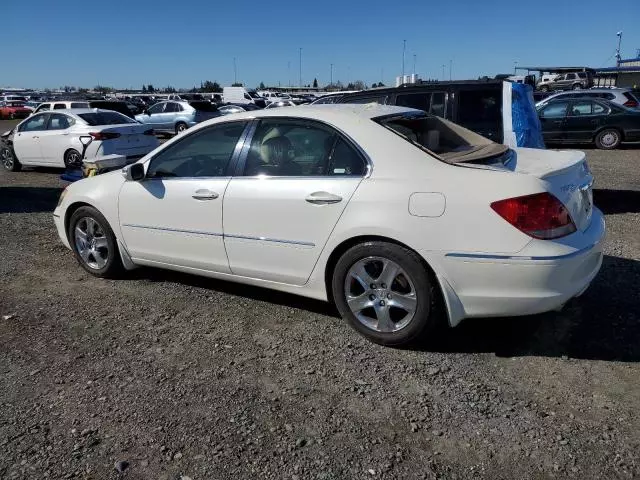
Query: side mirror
xmin=122 ymin=163 xmax=145 ymax=181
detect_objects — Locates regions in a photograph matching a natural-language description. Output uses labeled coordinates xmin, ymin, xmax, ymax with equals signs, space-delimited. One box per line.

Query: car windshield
xmin=374 ymin=112 xmax=508 ymax=163
xmin=78 ymin=111 xmax=137 ymax=125
xmin=248 ymin=91 xmax=261 ymax=98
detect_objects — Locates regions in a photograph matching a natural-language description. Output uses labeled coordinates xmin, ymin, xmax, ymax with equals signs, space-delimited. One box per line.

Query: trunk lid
xmin=505 ymin=148 xmax=594 ymax=232
xmin=97 ymin=124 xmax=158 ymax=154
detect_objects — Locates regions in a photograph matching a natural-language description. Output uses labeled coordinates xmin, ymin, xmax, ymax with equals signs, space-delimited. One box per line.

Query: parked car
xmin=537 ymin=72 xmax=593 ymax=92
xmin=537 ymin=97 xmax=640 ymax=149
xmin=217 ymin=103 xmax=262 ymax=115
xmin=0 ymin=101 xmax=32 ymax=119
xmin=222 ymin=87 xmax=266 ymax=107
xmin=311 ymin=93 xmax=345 ymax=104
xmin=264 ymin=100 xmax=297 ymax=108
xmin=336 ymin=80 xmax=542 ymax=147
xmin=88 ymin=101 xmax=136 ymax=119
xmin=536 ymin=88 xmax=640 ymax=110
xmin=52 ymin=104 xmax=603 ymax=346
xmin=32 ymin=101 xmax=90 ymax=114
xmin=135 ymin=101 xmax=222 ymax=135
xmin=1 ymin=109 xmax=159 ymax=171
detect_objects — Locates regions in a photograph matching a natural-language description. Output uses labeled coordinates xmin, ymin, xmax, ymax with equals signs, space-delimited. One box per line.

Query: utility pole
xmin=514 ymin=60 xmax=518 ymax=75
xmin=402 ymin=40 xmax=406 ymax=77
xmin=330 ymin=63 xmax=333 ymax=86
xmin=233 ymin=57 xmax=237 ymax=84
xmin=449 ymin=60 xmax=452 ymax=80
xmin=299 ymin=47 xmax=302 ymax=87
xmin=616 ymin=31 xmax=623 ymax=66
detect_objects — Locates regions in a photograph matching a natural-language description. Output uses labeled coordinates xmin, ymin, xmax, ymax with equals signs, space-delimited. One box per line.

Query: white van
xmin=223 ymin=87 xmax=266 ymax=107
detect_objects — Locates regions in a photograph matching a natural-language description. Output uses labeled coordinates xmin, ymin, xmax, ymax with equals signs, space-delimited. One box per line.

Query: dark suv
xmin=538 ymin=72 xmax=593 ymax=92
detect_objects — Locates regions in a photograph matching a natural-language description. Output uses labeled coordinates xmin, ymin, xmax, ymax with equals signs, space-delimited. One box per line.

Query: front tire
xmin=68 ymin=206 xmax=123 ymax=278
xmin=1 ymin=145 xmax=21 ymax=171
xmin=595 ymin=129 xmax=621 ymax=150
xmin=572 ymin=83 xmax=582 ymax=90
xmin=175 ymin=122 xmax=188 ymax=135
xmin=332 ymin=241 xmax=437 ymax=346
xmin=539 ymin=85 xmax=550 ymax=92
xmin=64 ymin=149 xmax=82 ymax=168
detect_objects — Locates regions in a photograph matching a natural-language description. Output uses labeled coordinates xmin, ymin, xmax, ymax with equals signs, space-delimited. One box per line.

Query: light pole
xmin=616 ymin=31 xmax=623 ymax=66
xmin=233 ymin=57 xmax=237 ymax=84
xmin=442 ymin=64 xmax=446 ymax=81
xmin=330 ymin=63 xmax=333 ymax=86
xmin=449 ymin=59 xmax=452 ymax=80
xmin=402 ymin=40 xmax=406 ymax=77
xmin=288 ymin=61 xmax=291 ymax=87
xmin=299 ymin=47 xmax=302 ymax=87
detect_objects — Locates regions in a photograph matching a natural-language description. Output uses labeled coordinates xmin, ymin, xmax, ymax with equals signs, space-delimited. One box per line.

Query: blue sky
xmin=2 ymin=0 xmax=639 ymax=90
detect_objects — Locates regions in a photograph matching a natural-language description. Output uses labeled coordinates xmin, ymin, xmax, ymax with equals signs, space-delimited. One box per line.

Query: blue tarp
xmin=511 ymin=83 xmax=545 ymax=149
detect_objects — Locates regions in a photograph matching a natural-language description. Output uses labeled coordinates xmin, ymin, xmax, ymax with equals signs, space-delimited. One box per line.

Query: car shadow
xmin=0 ymin=186 xmax=63 ymax=213
xmin=133 ymin=267 xmax=338 ymax=317
xmin=594 ymin=188 xmax=640 ymax=214
xmin=137 ymin=255 xmax=638 ymax=362
xmin=416 ymin=255 xmax=640 ymax=362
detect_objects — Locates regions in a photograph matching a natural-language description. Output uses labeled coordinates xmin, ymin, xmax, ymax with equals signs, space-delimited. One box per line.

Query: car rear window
xmin=71 ymin=102 xmax=89 ymax=108
xmin=190 ymin=101 xmax=218 ymax=112
xmin=78 ymin=112 xmax=136 ymax=125
xmin=374 ymin=111 xmax=507 ymax=164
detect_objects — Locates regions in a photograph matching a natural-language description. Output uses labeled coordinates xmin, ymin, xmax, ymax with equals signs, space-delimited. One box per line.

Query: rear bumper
xmin=427 ymin=208 xmax=606 ymax=326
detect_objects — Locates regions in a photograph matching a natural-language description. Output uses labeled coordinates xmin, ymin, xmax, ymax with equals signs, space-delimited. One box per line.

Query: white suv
xmin=32 ymin=101 xmax=90 ymax=115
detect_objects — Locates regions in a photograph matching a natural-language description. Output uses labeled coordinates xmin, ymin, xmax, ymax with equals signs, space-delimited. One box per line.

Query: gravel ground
xmin=1 ymin=119 xmax=639 ymax=479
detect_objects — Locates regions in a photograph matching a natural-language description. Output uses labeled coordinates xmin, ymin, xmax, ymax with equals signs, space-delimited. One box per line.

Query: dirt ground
xmin=1 ymin=119 xmax=639 ymax=479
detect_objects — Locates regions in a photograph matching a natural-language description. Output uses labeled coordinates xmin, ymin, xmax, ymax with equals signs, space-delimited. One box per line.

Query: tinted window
xmin=244 ymin=119 xmax=364 ymax=177
xmin=190 ymin=101 xmax=218 ymax=112
xmin=148 ymin=103 xmax=165 ymax=114
xmin=147 ymin=122 xmax=247 ymax=178
xmin=430 ymin=92 xmax=445 ymax=117
xmin=566 ymin=73 xmax=576 ymax=80
xmin=53 ymin=103 xmax=68 ymax=109
xmin=456 ymin=89 xmax=501 ymax=140
xmin=47 ymin=113 xmax=74 ymax=130
xmin=570 ymin=101 xmax=593 ymax=115
xmin=344 ymin=95 xmax=387 ymax=105
xmin=77 ymin=112 xmax=136 ymax=125
xmin=71 ymin=102 xmax=89 ymax=108
xmin=20 ymin=114 xmax=48 ymax=132
xmin=540 ymin=102 xmax=569 ymax=118
xmin=165 ymin=102 xmax=180 ymax=113
xmin=396 ymin=93 xmax=430 ymax=111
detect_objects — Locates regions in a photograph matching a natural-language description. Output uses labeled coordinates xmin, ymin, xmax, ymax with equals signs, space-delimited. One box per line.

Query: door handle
xmin=192 ymin=189 xmax=219 ymax=200
xmin=305 ymin=191 xmax=342 ymax=205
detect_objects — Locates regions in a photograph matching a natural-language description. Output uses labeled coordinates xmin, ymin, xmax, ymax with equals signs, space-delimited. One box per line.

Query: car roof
xmin=32 ymin=108 xmax=131 ymax=116
xmin=221 ymin=104 xmax=415 ymax=121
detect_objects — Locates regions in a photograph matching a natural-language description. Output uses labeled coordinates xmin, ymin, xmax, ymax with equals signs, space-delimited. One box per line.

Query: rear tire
xmin=539 ymin=85 xmax=550 ymax=92
xmin=175 ymin=122 xmax=188 ymax=135
xmin=572 ymin=83 xmax=582 ymax=90
xmin=68 ymin=206 xmax=124 ymax=278
xmin=595 ymin=129 xmax=621 ymax=150
xmin=64 ymin=149 xmax=82 ymax=168
xmin=332 ymin=241 xmax=438 ymax=346
xmin=1 ymin=145 xmax=21 ymax=171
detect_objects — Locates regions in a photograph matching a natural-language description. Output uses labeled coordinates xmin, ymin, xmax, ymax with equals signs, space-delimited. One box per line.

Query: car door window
xmin=20 ymin=114 xmax=48 ymax=132
xmin=47 ymin=113 xmax=74 ymax=130
xmin=592 ymin=102 xmax=608 ymax=115
xmin=35 ymin=104 xmax=50 ymax=113
xmin=539 ymin=102 xmax=569 ymax=118
xmin=148 ymin=103 xmax=165 ymax=114
xmin=396 ymin=93 xmax=430 ymax=112
xmin=53 ymin=103 xmax=67 ymax=110
xmin=243 ymin=119 xmax=365 ymax=177
xmin=146 ymin=122 xmax=247 ymax=178
xmin=570 ymin=101 xmax=593 ymax=116
xmin=165 ymin=102 xmax=179 ymax=113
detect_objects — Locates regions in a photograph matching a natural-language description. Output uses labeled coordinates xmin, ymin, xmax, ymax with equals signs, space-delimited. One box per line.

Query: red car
xmin=0 ymin=101 xmax=32 ymax=120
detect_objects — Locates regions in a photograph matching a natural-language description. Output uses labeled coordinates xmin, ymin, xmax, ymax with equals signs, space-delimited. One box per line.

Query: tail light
xmin=89 ymin=131 xmax=121 ymax=140
xmin=623 ymin=99 xmax=638 ymax=108
xmin=490 ymin=192 xmax=576 ymax=240
xmin=143 ymin=129 xmax=155 ymax=136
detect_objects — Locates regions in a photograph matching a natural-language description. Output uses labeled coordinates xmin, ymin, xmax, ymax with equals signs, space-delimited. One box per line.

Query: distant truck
xmin=223 ymin=87 xmax=266 ymax=107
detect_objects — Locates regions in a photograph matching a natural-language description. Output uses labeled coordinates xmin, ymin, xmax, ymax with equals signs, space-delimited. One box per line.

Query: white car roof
xmin=221 ymin=104 xmax=416 ymax=122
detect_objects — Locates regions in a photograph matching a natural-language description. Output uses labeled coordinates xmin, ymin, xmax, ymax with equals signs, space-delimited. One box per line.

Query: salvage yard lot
xmin=1 ymin=117 xmax=639 ymax=478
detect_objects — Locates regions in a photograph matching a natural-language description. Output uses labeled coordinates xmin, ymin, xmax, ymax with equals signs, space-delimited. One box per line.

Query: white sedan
xmin=53 ymin=105 xmax=605 ymax=346
xmin=2 ymin=109 xmax=159 ymax=171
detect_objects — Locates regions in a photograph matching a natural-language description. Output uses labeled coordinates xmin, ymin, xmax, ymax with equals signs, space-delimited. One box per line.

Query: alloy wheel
xmin=1 ymin=147 xmax=14 ymax=170
xmin=344 ymin=256 xmax=418 ymax=333
xmin=600 ymin=131 xmax=618 ymax=148
xmin=74 ymin=217 xmax=109 ymax=270
xmin=66 ymin=151 xmax=81 ymax=167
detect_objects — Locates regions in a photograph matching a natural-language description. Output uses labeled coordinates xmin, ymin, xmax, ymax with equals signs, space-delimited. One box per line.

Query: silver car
xmin=536 ymin=88 xmax=640 ymax=110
